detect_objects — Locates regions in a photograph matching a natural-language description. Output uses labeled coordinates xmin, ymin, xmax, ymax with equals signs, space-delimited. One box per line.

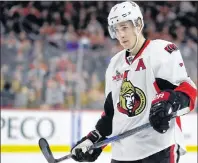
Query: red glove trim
xmin=152 ymin=92 xmax=170 ymax=104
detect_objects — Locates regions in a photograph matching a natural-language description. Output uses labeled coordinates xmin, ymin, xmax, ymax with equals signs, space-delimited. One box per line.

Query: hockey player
xmin=71 ymin=1 xmax=197 ymax=163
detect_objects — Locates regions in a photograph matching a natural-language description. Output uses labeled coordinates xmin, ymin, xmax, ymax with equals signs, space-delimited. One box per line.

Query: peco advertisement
xmin=1 ymin=110 xmax=72 ymax=145
xmin=1 ymin=109 xmax=197 ymax=153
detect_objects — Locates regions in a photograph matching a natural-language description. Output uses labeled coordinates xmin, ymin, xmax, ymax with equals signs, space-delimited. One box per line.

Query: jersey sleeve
xmin=105 ymin=65 xmax=112 ymax=98
xmin=154 ymin=47 xmax=197 ymax=115
xmin=95 ymin=63 xmax=114 ymax=137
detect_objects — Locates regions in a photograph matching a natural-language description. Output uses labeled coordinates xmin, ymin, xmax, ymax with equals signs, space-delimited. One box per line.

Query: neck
xmin=130 ymin=35 xmax=146 ymax=56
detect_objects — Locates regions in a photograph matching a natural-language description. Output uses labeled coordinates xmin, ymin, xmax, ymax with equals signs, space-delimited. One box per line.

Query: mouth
xmin=122 ymin=41 xmax=130 ymax=46
xmin=122 ymin=41 xmax=128 ymax=44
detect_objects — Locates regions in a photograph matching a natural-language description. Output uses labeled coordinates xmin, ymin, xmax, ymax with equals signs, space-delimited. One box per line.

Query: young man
xmin=71 ymin=1 xmax=197 ymax=163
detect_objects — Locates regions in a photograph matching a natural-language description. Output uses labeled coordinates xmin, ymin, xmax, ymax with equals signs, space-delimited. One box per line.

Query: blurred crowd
xmin=0 ymin=1 xmax=197 ymax=110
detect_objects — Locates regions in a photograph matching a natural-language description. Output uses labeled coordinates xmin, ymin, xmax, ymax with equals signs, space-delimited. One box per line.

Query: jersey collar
xmin=125 ymin=39 xmax=150 ymax=65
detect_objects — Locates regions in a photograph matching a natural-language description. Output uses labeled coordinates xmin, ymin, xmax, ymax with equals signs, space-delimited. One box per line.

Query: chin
xmin=122 ymin=45 xmax=129 ymax=49
xmin=125 ymin=46 xmax=131 ymax=49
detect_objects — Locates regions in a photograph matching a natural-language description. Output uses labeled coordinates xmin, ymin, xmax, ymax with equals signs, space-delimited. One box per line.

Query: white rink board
xmin=1 ymin=110 xmax=72 ymax=145
xmin=1 ymin=110 xmax=197 ymax=153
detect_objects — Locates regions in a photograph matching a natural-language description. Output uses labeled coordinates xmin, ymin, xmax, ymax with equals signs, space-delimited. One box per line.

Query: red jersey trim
xmin=125 ymin=40 xmax=150 ymax=65
xmin=101 ymin=111 xmax=105 ymax=117
xmin=153 ymin=81 xmax=161 ymax=93
xmin=176 ymin=117 xmax=182 ymax=131
xmin=170 ymin=145 xmax=175 ymax=163
xmin=174 ymin=82 xmax=197 ymax=111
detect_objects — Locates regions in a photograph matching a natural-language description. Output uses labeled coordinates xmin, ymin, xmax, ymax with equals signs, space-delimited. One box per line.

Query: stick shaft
xmin=56 ymin=154 xmax=72 ymax=162
xmin=54 ymin=122 xmax=151 ymax=162
xmin=90 ymin=123 xmax=151 ymax=149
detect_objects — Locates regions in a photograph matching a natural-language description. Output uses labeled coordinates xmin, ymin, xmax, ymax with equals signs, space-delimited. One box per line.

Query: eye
xmin=122 ymin=26 xmax=128 ymax=30
xmin=124 ymin=95 xmax=130 ymax=98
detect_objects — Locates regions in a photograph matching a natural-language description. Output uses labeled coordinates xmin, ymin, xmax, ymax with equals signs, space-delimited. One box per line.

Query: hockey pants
xmin=111 ymin=145 xmax=180 ymax=163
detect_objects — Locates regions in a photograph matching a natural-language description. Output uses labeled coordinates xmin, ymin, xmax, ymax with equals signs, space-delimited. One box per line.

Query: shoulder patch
xmin=164 ymin=43 xmax=178 ymax=54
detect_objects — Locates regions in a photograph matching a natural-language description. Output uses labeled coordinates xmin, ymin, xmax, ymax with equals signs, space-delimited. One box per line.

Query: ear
xmin=136 ymin=18 xmax=143 ymax=33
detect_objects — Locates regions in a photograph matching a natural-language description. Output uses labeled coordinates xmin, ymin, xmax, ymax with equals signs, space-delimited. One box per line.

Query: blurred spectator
xmin=1 ymin=82 xmax=15 ymax=107
xmin=86 ymin=13 xmax=105 ymax=49
xmin=64 ymin=24 xmax=79 ymax=51
xmin=14 ymin=85 xmax=28 ymax=108
xmin=0 ymin=1 xmax=197 ymax=110
xmin=27 ymin=88 xmax=39 ymax=108
xmin=45 ymin=78 xmax=65 ymax=109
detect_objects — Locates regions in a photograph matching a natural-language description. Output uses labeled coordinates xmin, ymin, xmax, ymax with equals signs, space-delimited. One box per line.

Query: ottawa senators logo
xmin=164 ymin=43 xmax=178 ymax=54
xmin=117 ymin=71 xmax=146 ymax=117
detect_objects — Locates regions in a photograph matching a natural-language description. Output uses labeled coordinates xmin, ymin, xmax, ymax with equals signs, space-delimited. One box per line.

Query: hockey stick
xmin=39 ymin=113 xmax=177 ymax=163
xmin=39 ymin=122 xmax=151 ymax=163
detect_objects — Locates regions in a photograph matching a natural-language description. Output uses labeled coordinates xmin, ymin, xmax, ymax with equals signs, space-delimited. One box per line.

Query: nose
xmin=117 ymin=30 xmax=125 ymax=39
xmin=119 ymin=30 xmax=125 ymax=38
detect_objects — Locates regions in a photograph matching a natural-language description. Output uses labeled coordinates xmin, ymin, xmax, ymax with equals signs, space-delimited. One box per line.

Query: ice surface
xmin=1 ymin=152 xmax=197 ymax=163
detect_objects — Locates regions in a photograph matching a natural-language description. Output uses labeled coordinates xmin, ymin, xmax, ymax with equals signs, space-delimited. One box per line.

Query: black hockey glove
xmin=149 ymin=90 xmax=189 ymax=134
xmin=71 ymin=130 xmax=105 ymax=162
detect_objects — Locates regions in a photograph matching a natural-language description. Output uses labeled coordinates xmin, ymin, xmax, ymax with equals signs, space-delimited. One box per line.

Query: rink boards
xmin=1 ymin=109 xmax=197 ymax=153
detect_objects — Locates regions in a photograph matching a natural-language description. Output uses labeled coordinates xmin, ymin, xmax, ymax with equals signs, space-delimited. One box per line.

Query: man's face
xmin=124 ymin=92 xmax=135 ymax=110
xmin=114 ymin=21 xmax=136 ymax=49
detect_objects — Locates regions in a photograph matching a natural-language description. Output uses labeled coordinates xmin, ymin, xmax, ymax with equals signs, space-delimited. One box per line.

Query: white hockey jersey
xmin=102 ymin=39 xmax=197 ymax=161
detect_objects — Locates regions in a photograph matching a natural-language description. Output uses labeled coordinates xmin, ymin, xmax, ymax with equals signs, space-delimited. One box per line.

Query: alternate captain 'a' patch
xmin=164 ymin=43 xmax=178 ymax=54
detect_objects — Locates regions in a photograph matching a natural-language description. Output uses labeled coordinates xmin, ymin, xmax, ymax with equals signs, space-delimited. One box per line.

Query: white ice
xmin=1 ymin=152 xmax=197 ymax=163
